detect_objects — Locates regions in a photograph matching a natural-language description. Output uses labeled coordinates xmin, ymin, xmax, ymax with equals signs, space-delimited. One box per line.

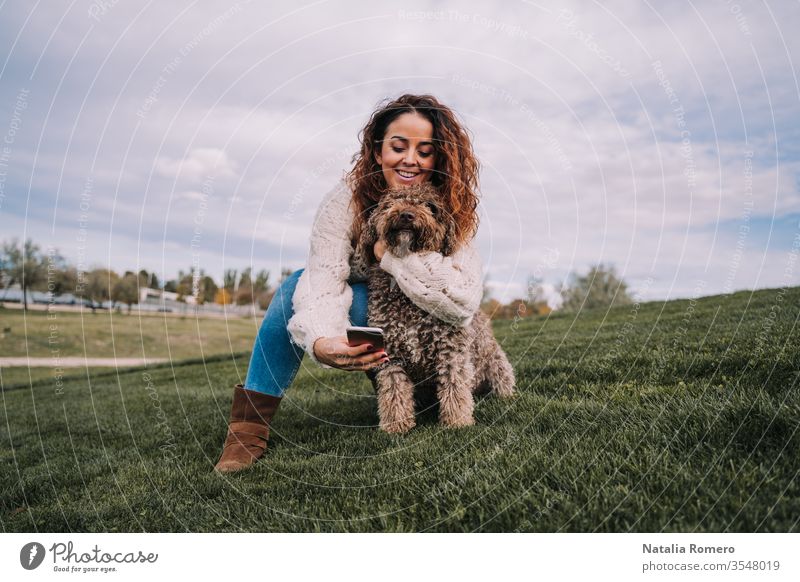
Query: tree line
xmin=0 ymin=238 xmax=285 ymax=313
xmin=2 ymin=237 xmax=634 ymax=317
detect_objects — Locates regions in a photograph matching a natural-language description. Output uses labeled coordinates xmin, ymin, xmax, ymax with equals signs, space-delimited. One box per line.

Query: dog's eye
xmin=426 ymin=202 xmax=438 ymax=216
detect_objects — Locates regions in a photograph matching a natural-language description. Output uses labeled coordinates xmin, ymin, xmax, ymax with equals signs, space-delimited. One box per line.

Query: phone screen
xmin=346 ymin=326 xmax=385 ymax=351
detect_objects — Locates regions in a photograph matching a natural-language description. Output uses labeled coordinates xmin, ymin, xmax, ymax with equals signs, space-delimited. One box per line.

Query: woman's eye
xmin=391 ymin=146 xmax=433 ymax=158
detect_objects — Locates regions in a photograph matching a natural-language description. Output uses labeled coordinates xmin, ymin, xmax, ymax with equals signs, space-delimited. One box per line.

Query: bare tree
xmin=254 ymin=269 xmax=270 ymax=294
xmin=223 ymin=269 xmax=237 ymax=290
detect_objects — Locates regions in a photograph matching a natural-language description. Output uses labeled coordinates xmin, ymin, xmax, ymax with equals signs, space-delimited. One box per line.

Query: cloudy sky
xmin=1 ymin=0 xmax=798 ymax=304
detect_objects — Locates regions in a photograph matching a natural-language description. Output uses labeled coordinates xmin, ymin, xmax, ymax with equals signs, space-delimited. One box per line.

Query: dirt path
xmin=0 ymin=357 xmax=170 ymax=368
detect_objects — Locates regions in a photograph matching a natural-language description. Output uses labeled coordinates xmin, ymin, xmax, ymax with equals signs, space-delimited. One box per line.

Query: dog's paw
xmin=380 ymin=416 xmax=416 ymax=434
xmin=494 ymin=385 xmax=516 ymax=399
xmin=439 ymin=413 xmax=475 ymax=429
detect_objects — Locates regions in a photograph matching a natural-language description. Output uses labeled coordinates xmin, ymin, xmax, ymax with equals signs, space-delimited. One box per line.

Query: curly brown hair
xmin=346 ymin=94 xmax=480 ymax=252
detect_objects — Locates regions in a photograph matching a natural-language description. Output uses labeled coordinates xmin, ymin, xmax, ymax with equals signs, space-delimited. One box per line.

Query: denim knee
xmin=244 ymin=268 xmax=306 ymax=397
xmin=271 ymin=268 xmax=305 ymax=322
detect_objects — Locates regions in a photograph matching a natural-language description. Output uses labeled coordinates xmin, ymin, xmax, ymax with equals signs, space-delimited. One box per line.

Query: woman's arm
xmin=286 ymin=177 xmax=355 ymax=368
xmin=377 ymin=241 xmax=484 ymax=326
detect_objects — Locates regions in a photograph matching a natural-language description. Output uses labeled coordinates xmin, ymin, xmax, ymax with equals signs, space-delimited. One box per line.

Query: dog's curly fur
xmin=356 ymin=183 xmax=516 ymax=433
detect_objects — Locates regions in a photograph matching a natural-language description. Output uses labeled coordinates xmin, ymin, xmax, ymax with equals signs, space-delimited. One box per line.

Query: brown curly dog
xmin=355 ymin=183 xmax=516 ymax=434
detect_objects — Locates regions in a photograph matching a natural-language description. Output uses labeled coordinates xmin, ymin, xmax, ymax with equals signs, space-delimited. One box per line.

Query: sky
xmin=1 ymin=0 xmax=798 ymax=306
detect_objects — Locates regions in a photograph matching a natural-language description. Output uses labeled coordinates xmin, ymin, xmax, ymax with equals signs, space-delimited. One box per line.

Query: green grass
xmin=1 ymin=367 xmax=118 ymax=387
xmin=1 ymin=287 xmax=798 ymax=532
xmin=0 ymin=308 xmax=259 ymax=387
xmin=0 ymin=307 xmax=259 ymax=359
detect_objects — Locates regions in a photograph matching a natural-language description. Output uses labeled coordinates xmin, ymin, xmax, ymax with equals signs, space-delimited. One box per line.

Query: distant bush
xmin=560 ymin=263 xmax=633 ymax=312
xmin=480 ymin=298 xmax=551 ymax=320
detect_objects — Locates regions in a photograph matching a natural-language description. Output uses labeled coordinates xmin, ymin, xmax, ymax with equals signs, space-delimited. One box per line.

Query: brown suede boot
xmin=214 ymin=384 xmax=282 ymax=473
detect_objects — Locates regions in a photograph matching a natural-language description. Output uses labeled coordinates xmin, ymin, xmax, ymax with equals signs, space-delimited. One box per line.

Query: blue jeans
xmin=243 ymin=268 xmax=369 ymax=397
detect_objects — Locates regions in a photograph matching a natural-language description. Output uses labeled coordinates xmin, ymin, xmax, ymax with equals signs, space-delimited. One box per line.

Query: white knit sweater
xmin=287 ymin=175 xmax=485 ymax=369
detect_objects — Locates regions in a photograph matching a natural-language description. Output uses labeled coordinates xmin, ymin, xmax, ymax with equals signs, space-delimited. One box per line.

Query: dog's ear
xmin=359 ymin=211 xmax=379 ymax=263
xmin=441 ymin=217 xmax=457 ymax=257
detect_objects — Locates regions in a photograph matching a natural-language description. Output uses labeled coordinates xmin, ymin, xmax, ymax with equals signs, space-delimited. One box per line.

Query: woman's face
xmin=374 ymin=112 xmax=436 ymax=189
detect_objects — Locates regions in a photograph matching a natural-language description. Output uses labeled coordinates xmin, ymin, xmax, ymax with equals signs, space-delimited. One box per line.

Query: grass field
xmin=1 ymin=286 xmax=798 ymax=532
xmin=0 ymin=308 xmax=259 ymax=386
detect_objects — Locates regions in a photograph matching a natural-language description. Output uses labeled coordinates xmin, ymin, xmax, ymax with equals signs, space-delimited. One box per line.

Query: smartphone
xmin=346 ymin=326 xmax=385 ymax=351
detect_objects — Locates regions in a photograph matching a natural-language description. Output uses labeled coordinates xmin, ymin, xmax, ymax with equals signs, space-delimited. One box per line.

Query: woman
xmin=215 ymin=94 xmax=484 ymax=473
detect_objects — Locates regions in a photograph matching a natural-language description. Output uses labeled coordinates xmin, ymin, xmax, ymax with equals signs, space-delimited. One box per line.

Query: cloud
xmin=1 ymin=0 xmax=798 ymax=303
xmin=155 ymin=147 xmax=237 ymax=181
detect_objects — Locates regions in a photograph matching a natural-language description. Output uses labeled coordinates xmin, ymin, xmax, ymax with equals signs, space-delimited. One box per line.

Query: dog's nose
xmin=399 ymin=211 xmax=415 ymax=224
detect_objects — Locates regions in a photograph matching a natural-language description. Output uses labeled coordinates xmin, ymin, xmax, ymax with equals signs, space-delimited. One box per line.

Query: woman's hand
xmin=312 ymin=336 xmax=389 ymax=371
xmin=373 ymin=239 xmax=387 ymax=262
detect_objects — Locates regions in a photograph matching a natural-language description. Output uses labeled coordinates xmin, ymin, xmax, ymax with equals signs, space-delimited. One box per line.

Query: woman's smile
xmin=395 ymin=168 xmax=421 ymax=182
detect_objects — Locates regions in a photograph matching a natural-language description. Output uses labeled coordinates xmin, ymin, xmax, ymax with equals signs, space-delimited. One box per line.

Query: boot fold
xmin=214 ymin=384 xmax=282 ymax=473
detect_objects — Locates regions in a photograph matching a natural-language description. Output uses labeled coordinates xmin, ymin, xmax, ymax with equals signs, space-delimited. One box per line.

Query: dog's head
xmin=361 ymin=183 xmax=457 ymax=260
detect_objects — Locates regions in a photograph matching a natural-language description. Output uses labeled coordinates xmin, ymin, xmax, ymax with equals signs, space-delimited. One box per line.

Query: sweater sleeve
xmin=378 ymin=241 xmax=484 ymax=327
xmin=286 ymin=177 xmax=355 ymax=369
